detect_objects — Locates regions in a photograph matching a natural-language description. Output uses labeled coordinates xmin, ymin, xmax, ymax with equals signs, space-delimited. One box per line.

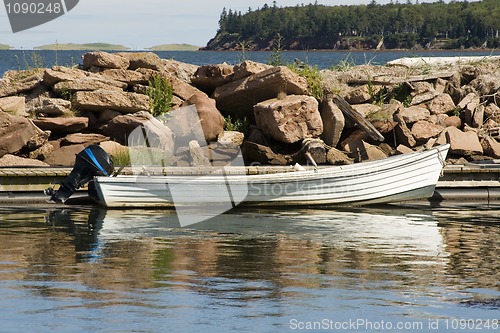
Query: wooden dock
xmin=0 ymin=164 xmax=499 ymax=204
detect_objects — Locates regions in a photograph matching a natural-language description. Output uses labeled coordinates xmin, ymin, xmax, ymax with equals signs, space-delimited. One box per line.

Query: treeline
xmin=204 ymin=0 xmax=500 ymax=50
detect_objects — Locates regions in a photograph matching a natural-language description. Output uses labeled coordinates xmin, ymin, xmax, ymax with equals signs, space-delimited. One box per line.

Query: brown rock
xmin=232 ymin=61 xmax=272 ymax=81
xmin=241 ymin=141 xmax=291 ymax=165
xmin=191 ymin=63 xmax=234 ymax=94
xmin=395 ymin=144 xmax=414 ymax=155
xmin=326 ymin=148 xmax=353 ymax=165
xmin=410 ymin=120 xmax=445 ymax=143
xmin=30 ymin=97 xmax=71 ymax=116
xmin=320 ymin=99 xmax=345 ymax=148
xmin=83 ymin=51 xmax=129 ymax=70
xmin=116 ymin=52 xmax=163 ymax=71
xmin=444 ymin=115 xmax=462 ymax=128
xmin=72 ymin=90 xmax=149 ymax=114
xmin=29 ymin=142 xmax=54 ymax=160
xmin=394 ymin=112 xmax=416 ymax=147
xmin=162 ymin=59 xmax=199 ymax=83
xmin=427 ymin=93 xmax=456 ymax=115
xmin=182 ymin=92 xmax=225 ymax=141
xmin=32 ymin=117 xmax=89 ymax=134
xmin=400 ymin=105 xmax=430 ymax=123
xmin=481 ymin=136 xmax=500 ymax=159
xmin=45 ymin=144 xmax=86 ymax=166
xmin=100 ymin=69 xmax=150 ymax=85
xmin=218 ymin=131 xmax=245 ymax=149
xmin=344 ymin=85 xmax=372 ymax=104
xmin=254 ymin=95 xmax=323 ymax=144
xmin=213 ymin=66 xmax=308 ymax=118
xmin=445 ymin=127 xmax=483 ymax=156
xmin=472 ymin=104 xmax=485 ymax=128
xmin=42 ymin=66 xmax=88 ymax=86
xmin=0 ymin=69 xmax=43 ymax=98
xmin=0 ymin=96 xmax=26 ymax=116
xmin=61 ymin=133 xmax=110 ymax=146
xmin=53 ymin=77 xmax=127 ymax=95
xmin=343 ymin=139 xmax=388 ymax=162
xmin=0 ymin=111 xmax=36 ymax=157
xmin=0 ymin=154 xmax=50 ymax=167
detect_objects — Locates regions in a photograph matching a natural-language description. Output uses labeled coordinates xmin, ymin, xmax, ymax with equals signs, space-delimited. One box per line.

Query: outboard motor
xmin=46 ymin=145 xmax=114 ymax=203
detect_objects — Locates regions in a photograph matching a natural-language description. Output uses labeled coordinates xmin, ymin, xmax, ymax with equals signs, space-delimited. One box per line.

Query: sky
xmin=1 ymin=0 xmax=453 ymax=49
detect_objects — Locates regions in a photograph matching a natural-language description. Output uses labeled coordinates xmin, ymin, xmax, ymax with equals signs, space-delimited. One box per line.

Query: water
xmin=1 ymin=49 xmax=499 ymax=75
xmin=0 ymin=204 xmax=498 ymax=333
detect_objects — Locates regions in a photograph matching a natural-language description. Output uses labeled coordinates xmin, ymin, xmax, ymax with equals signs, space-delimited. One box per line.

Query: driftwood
xmin=332 ymin=95 xmax=385 ymax=142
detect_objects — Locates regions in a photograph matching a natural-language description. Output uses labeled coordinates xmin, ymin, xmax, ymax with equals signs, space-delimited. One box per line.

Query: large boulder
xmin=32 ymin=117 xmax=89 ymax=134
xmin=254 ymin=95 xmax=323 ymax=144
xmin=45 ymin=144 xmax=86 ymax=166
xmin=427 ymin=93 xmax=456 ymax=115
xmin=191 ymin=63 xmax=234 ymax=94
xmin=0 ymin=111 xmax=37 ymax=157
xmin=53 ymin=77 xmax=127 ymax=95
xmin=213 ymin=66 xmax=308 ymax=118
xmin=232 ymin=60 xmax=272 ymax=81
xmin=181 ymin=92 xmax=225 ymax=141
xmin=72 ymin=90 xmax=149 ymax=113
xmin=116 ymin=52 xmax=163 ymax=71
xmin=30 ymin=97 xmax=71 ymax=116
xmin=410 ymin=120 xmax=445 ymax=143
xmin=0 ymin=69 xmax=43 ymax=98
xmin=42 ymin=66 xmax=88 ymax=86
xmin=0 ymin=96 xmax=26 ymax=116
xmin=319 ymin=98 xmax=345 ymax=148
xmin=82 ymin=51 xmax=130 ymax=70
xmin=445 ymin=127 xmax=483 ymax=156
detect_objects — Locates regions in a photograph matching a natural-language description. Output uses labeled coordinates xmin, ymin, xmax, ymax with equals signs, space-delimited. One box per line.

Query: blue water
xmin=0 ymin=205 xmax=498 ymax=333
xmin=1 ymin=49 xmax=499 ymax=75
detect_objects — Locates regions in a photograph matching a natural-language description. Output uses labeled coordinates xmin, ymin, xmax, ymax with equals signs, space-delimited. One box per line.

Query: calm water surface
xmin=0 ymin=204 xmax=499 ymax=333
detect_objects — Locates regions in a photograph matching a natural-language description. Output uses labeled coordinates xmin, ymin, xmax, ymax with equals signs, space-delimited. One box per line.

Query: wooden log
xmin=332 ymin=95 xmax=385 ymax=142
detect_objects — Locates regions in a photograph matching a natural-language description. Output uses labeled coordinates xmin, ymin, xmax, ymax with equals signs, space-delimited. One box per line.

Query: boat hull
xmin=92 ymin=144 xmax=450 ymax=208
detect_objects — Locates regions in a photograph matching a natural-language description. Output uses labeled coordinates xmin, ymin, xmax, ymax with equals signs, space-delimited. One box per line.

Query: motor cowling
xmin=47 ymin=145 xmax=114 ymax=203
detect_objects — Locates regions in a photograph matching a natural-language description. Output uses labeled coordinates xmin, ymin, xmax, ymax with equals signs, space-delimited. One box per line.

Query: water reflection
xmin=0 ymin=205 xmax=499 ymax=332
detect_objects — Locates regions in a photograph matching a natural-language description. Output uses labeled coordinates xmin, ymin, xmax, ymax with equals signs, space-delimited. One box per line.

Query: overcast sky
xmin=1 ymin=0 xmax=455 ymax=49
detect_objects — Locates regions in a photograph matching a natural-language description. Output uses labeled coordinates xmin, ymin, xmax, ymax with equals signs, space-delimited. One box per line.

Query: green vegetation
xmin=224 ymin=115 xmax=250 ymax=135
xmin=147 ymin=74 xmax=174 ymax=117
xmin=147 ymin=44 xmax=200 ymax=51
xmin=35 ymin=43 xmax=129 ymax=50
xmin=208 ymin=0 xmax=500 ymax=50
xmin=288 ymin=63 xmax=324 ymax=100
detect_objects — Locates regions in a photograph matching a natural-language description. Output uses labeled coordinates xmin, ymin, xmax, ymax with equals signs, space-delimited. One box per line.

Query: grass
xmin=224 ymin=115 xmax=249 ymax=134
xmin=288 ymin=63 xmax=324 ymax=100
xmin=146 ymin=74 xmax=174 ymax=117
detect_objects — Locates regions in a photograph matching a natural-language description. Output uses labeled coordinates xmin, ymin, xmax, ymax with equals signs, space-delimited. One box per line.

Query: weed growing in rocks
xmin=147 ymin=74 xmax=173 ymax=117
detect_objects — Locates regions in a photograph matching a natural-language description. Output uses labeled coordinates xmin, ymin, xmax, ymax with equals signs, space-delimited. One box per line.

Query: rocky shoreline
xmin=0 ymin=51 xmax=499 ymax=169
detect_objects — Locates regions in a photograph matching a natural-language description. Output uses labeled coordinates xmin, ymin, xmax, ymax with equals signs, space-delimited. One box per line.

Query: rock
xmin=352 ymin=103 xmax=381 ymax=118
xmin=367 ymin=100 xmax=400 ymax=134
xmin=320 ymin=99 xmax=345 ymax=148
xmin=326 ymin=147 xmax=353 ymax=165
xmin=400 ymin=105 xmax=430 ymax=123
xmin=410 ymin=81 xmax=438 ymax=105
xmin=344 ymin=85 xmax=373 ymax=104
xmin=444 ymin=115 xmax=462 ymax=128
xmin=116 ymin=52 xmax=163 ymax=71
xmin=191 ymin=63 xmax=234 ymax=94
xmin=241 ymin=141 xmax=291 ymax=165
xmin=427 ymin=93 xmax=456 ymax=115
xmin=481 ymin=136 xmax=500 ymax=158
xmin=72 ymin=90 xmax=149 ymax=114
xmin=30 ymin=97 xmax=71 ymax=116
xmin=32 ymin=117 xmax=89 ymax=134
xmin=0 ymin=154 xmax=50 ymax=167
xmin=162 ymin=59 xmax=199 ymax=83
xmin=45 ymin=144 xmax=86 ymax=166
xmin=99 ymin=141 xmax=129 ymax=159
xmin=29 ymin=142 xmax=54 ymax=160
xmin=481 ymin=136 xmax=500 ymax=159
xmin=445 ymin=126 xmax=483 ymax=156
xmin=470 ymin=74 xmax=500 ymax=97
xmin=53 ymin=77 xmax=127 ymax=95
xmin=61 ymin=133 xmax=110 ymax=146
xmin=472 ymin=104 xmax=484 ymax=128
xmin=213 ymin=66 xmax=308 ymax=118
xmin=182 ymin=92 xmax=225 ymax=141
xmin=254 ymin=95 xmax=323 ymax=144
xmin=484 ymin=103 xmax=500 ymax=123
xmin=0 ymin=96 xmax=26 ymax=116
xmin=394 ymin=112 xmax=416 ymax=147
xmin=302 ymin=138 xmax=326 ymax=165
xmin=0 ymin=69 xmax=43 ymax=98
xmin=410 ymin=120 xmax=445 ymax=143
xmin=396 ymin=144 xmax=414 ymax=155
xmin=232 ymin=60 xmax=272 ymax=81
xmin=42 ymin=66 xmax=88 ymax=86
xmin=0 ymin=111 xmax=36 ymax=157
xmin=101 ymin=111 xmax=174 ymax=155
xmin=463 ymin=95 xmax=480 ymax=126
xmin=26 ymin=125 xmax=50 ymax=151
xmin=83 ymin=51 xmax=129 ymax=70
xmin=188 ymin=140 xmax=211 ymax=166
xmin=218 ymin=131 xmax=245 ymax=149
xmin=343 ymin=139 xmax=388 ymax=162
xmin=99 ymin=69 xmax=150 ymax=85
xmin=457 ymin=92 xmax=478 ymax=109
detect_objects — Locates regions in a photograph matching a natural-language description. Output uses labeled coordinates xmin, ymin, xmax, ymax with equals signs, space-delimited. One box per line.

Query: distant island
xmin=0 ymin=44 xmax=11 ymax=50
xmin=35 ymin=43 xmax=129 ymax=51
xmin=147 ymin=44 xmax=200 ymax=51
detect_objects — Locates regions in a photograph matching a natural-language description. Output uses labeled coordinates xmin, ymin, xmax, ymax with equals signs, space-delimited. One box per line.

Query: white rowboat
xmin=90 ymin=144 xmax=450 ymax=208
